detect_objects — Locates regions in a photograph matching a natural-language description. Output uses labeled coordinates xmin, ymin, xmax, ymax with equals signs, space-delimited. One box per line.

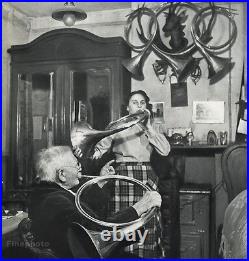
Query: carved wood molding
xmin=8 ymin=29 xmax=130 ymax=63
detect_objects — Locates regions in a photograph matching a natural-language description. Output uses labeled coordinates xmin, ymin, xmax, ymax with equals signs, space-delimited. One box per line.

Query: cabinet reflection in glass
xmin=16 ymin=72 xmax=55 ymax=187
xmin=72 ymin=69 xmax=111 ymax=130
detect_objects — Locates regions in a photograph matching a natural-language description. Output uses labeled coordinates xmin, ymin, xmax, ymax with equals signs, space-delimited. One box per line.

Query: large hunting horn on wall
xmin=150 ymin=2 xmax=203 ymax=82
xmin=122 ymin=2 xmax=238 ymax=84
xmin=191 ymin=5 xmax=237 ymax=84
xmin=124 ymin=2 xmax=207 ymax=83
xmin=122 ymin=6 xmax=158 ymax=80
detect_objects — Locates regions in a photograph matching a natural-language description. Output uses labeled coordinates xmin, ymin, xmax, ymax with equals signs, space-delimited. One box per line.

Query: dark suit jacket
xmin=29 ymin=181 xmax=138 ymax=257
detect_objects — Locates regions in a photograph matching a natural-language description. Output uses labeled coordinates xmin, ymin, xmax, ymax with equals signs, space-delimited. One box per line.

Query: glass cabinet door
xmin=70 ymin=67 xmax=112 ymax=130
xmin=14 ymin=72 xmax=55 ymax=187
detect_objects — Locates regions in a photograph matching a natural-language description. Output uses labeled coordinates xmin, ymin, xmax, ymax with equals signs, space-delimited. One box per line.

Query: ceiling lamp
xmin=52 ymin=2 xmax=87 ymax=27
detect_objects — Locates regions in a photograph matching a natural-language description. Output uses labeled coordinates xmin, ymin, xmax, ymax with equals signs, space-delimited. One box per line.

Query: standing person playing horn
xmin=92 ymin=90 xmax=171 ymax=258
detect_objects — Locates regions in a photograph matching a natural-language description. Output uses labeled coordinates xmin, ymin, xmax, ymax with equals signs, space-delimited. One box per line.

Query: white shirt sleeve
xmin=147 ymin=131 xmax=171 ymax=156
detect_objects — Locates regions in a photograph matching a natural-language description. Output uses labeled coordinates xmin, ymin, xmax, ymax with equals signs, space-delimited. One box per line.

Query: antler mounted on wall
xmin=122 ymin=2 xmax=238 ymax=85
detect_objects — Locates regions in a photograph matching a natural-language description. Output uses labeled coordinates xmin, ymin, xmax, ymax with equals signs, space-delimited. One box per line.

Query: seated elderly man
xmin=29 ymin=146 xmax=161 ymax=258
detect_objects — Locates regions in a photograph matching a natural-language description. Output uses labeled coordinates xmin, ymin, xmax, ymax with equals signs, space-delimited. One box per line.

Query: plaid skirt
xmin=108 ymin=162 xmax=162 ymax=258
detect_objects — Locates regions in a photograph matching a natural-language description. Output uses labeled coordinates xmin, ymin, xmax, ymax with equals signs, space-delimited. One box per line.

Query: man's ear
xmin=57 ymin=169 xmax=66 ymax=183
xmin=126 ymin=106 xmax=129 ymax=112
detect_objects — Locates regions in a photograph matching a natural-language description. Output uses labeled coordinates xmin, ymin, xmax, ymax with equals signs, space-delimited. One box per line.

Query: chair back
xmin=220 ymin=190 xmax=247 ymax=258
xmin=18 ymin=217 xmax=35 ymax=247
xmin=17 ymin=217 xmax=56 ymax=258
xmin=221 ymin=143 xmax=247 ymax=202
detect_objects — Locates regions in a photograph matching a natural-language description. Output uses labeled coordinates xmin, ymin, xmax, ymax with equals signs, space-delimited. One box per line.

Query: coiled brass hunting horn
xmin=125 ymin=3 xmax=205 ymax=82
xmin=122 ymin=6 xmax=158 ymax=80
xmin=191 ymin=5 xmax=237 ymax=84
xmin=69 ymin=175 xmax=157 ymax=258
xmin=69 ymin=110 xmax=155 ymax=257
xmin=151 ymin=2 xmax=203 ymax=82
xmin=123 ymin=2 xmax=237 ymax=84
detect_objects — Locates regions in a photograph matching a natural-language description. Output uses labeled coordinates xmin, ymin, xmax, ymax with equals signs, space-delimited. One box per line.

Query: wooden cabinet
xmin=6 ymin=29 xmax=131 ymax=206
xmin=180 ymin=186 xmax=211 ymax=258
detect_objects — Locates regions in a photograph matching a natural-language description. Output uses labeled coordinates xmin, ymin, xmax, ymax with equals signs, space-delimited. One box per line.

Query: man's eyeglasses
xmin=62 ymin=162 xmax=82 ymax=173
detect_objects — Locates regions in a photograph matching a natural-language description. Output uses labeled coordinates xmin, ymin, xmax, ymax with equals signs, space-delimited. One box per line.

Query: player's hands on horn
xmin=132 ymin=191 xmax=162 ymax=217
xmin=137 ymin=108 xmax=155 ymax=136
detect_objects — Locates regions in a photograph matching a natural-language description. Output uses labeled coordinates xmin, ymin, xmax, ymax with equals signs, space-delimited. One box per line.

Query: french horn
xmin=69 ymin=110 xmax=158 ymax=257
xmin=123 ymin=2 xmax=237 ymax=84
xmin=71 ymin=110 xmax=149 ymax=173
xmin=124 ymin=3 xmax=205 ymax=82
xmin=150 ymin=2 xmax=203 ymax=82
xmin=69 ymin=175 xmax=157 ymax=258
xmin=122 ymin=6 xmax=158 ymax=80
xmin=191 ymin=5 xmax=237 ymax=84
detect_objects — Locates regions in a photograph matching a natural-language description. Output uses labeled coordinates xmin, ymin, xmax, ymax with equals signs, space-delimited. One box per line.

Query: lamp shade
xmin=52 ymin=2 xmax=87 ymax=26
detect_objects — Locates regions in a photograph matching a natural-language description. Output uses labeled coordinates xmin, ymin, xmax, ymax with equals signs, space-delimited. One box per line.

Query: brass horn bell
xmin=122 ymin=6 xmax=158 ymax=81
xmin=191 ymin=5 xmax=237 ymax=85
xmin=154 ymin=50 xmax=201 ymax=82
xmin=192 ymin=38 xmax=235 ymax=85
xmin=122 ymin=46 xmax=153 ymax=81
xmin=70 ymin=175 xmax=157 ymax=258
xmin=205 ymin=50 xmax=235 ymax=84
xmin=122 ymin=51 xmax=145 ymax=81
xmin=68 ymin=220 xmax=149 ymax=258
xmin=71 ymin=110 xmax=149 ymax=172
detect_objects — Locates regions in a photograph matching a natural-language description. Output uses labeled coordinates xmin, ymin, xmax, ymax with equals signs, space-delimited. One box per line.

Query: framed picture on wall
xmin=192 ymin=101 xmax=225 ymax=123
xmin=171 ymin=81 xmax=188 ymax=107
xmin=151 ymin=102 xmax=165 ymax=123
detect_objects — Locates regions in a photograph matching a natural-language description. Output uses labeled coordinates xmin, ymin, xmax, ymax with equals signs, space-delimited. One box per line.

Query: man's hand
xmin=100 ymin=160 xmax=115 ymax=177
xmin=132 ymin=191 xmax=162 ymax=217
xmin=98 ymin=160 xmax=115 ymax=188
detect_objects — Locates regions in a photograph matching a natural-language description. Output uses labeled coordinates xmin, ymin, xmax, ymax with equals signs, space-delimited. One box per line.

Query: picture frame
xmin=171 ymin=81 xmax=188 ymax=107
xmin=151 ymin=102 xmax=165 ymax=123
xmin=192 ymin=101 xmax=225 ymax=123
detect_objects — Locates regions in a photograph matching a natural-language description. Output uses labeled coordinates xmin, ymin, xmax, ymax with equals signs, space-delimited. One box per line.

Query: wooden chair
xmin=219 ymin=143 xmax=247 ymax=258
xmin=17 ymin=217 xmax=57 ymax=258
xmin=219 ymin=190 xmax=247 ymax=258
xmin=221 ymin=143 xmax=246 ymax=203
